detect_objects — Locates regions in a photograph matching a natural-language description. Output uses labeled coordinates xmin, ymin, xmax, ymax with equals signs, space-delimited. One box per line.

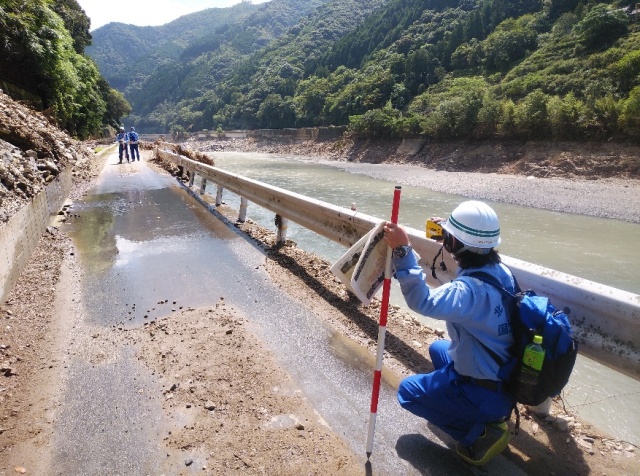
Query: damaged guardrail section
xmin=158 ymin=149 xmax=640 ymax=378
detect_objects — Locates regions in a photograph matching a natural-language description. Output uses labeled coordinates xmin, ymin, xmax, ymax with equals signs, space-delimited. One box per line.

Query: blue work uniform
xmin=115 ymin=131 xmax=129 ymax=162
xmin=128 ymin=131 xmax=140 ymax=161
xmin=392 ymin=250 xmax=516 ymax=446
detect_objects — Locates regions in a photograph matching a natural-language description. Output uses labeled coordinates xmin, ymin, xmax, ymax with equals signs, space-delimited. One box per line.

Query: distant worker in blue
xmin=116 ymin=126 xmax=129 ymax=163
xmin=383 ymin=200 xmax=516 ymax=466
xmin=128 ymin=126 xmax=140 ymax=161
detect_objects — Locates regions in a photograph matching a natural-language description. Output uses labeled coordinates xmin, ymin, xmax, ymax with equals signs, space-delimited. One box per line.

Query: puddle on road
xmin=66 ymin=181 xmax=245 ymax=328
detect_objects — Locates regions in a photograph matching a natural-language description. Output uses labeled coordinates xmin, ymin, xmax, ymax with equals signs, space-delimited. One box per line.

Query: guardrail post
xmin=275 ymin=214 xmax=288 ymax=244
xmin=200 ymin=178 xmax=207 ymax=195
xmin=238 ymin=197 xmax=248 ymax=223
xmin=215 ymin=185 xmax=223 ymax=206
xmin=188 ymin=170 xmax=195 ymax=187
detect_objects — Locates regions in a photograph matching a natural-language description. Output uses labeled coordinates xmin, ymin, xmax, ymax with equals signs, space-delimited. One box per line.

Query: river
xmin=203 ymin=151 xmax=640 ymax=447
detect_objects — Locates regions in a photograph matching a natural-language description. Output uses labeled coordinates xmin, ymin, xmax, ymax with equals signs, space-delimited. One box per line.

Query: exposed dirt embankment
xmin=0 ymin=93 xmax=95 ymax=223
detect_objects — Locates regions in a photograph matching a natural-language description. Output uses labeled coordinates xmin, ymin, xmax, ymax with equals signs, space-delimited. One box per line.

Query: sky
xmin=76 ymin=0 xmax=270 ymax=31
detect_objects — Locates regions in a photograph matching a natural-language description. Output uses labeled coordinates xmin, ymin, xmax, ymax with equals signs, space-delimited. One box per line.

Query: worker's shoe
xmin=456 ymin=422 xmax=510 ymax=466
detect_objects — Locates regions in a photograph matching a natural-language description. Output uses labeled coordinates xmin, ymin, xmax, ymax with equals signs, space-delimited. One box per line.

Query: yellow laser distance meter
xmin=426 ymin=220 xmax=443 ymax=240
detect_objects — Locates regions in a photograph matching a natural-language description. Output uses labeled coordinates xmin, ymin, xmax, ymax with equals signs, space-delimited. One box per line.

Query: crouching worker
xmin=383 ymin=200 xmax=516 ymax=466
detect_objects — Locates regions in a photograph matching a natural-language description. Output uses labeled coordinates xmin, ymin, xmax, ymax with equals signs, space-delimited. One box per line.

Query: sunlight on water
xmin=208 ymin=151 xmax=640 ymax=446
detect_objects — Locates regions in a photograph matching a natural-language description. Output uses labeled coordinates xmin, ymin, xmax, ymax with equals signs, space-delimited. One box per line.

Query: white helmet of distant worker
xmin=441 ymin=200 xmax=501 ymax=255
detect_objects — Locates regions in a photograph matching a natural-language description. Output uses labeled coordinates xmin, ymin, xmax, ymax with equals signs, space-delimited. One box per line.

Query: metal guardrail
xmin=157 ymin=149 xmax=640 ymax=377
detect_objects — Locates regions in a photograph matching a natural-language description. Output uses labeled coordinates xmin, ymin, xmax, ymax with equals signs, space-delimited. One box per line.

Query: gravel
xmin=318 ymin=161 xmax=640 ymax=224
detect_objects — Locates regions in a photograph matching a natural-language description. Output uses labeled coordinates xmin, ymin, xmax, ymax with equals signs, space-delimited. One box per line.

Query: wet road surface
xmin=54 ymin=152 xmax=526 ymax=475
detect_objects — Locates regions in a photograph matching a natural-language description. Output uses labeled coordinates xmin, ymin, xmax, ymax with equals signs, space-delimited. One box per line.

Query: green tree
xmin=545 ymin=0 xmax=581 ymax=20
xmin=497 ymin=98 xmax=517 ymax=137
xmin=417 ymin=77 xmax=488 ymax=139
xmin=619 ymin=86 xmax=640 ymax=139
xmin=404 ymin=48 xmax=440 ymax=94
xmin=574 ymin=4 xmax=628 ymax=51
xmin=256 ymin=94 xmax=295 ymax=129
xmin=451 ymin=39 xmax=482 ymax=70
xmin=476 ymin=91 xmax=501 ymax=138
xmin=482 ymin=17 xmax=538 ymax=72
xmin=547 ymin=92 xmax=587 ymax=140
xmin=591 ymin=94 xmax=621 ymax=138
xmin=294 ymin=77 xmax=330 ymax=126
xmin=325 ymin=65 xmax=395 ymax=125
xmin=0 ymin=0 xmax=120 ymax=137
xmin=51 ymin=0 xmax=92 ymax=54
xmin=610 ymin=50 xmax=640 ymax=93
xmin=98 ymin=79 xmax=131 ymax=129
xmin=514 ymin=89 xmax=550 ymax=138
xmin=348 ymin=105 xmax=401 ymax=138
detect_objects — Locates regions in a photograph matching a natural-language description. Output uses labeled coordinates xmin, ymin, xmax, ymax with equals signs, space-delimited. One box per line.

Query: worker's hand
xmin=383 ymin=221 xmax=409 ymax=249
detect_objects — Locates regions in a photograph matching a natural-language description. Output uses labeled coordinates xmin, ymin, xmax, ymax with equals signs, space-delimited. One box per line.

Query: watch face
xmin=394 ymin=245 xmax=409 ymax=258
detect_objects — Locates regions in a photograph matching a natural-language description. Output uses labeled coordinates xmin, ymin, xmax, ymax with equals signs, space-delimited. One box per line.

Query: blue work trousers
xmin=397 ymin=339 xmax=513 ymax=446
xmin=129 ymin=143 xmax=140 ymax=160
xmin=118 ymin=143 xmax=128 ymax=160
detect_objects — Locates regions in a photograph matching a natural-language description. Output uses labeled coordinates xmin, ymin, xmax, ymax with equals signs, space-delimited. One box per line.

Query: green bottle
xmin=516 ymin=335 xmax=545 ymax=402
xmin=523 ymin=335 xmax=545 ymax=371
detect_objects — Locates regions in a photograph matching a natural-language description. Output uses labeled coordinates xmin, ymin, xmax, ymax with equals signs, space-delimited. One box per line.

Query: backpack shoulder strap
xmin=465 ymin=270 xmax=520 ymax=297
xmin=462 ymin=270 xmax=520 ymax=367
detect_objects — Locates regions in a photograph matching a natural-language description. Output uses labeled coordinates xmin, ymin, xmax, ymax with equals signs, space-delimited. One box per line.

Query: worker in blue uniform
xmin=128 ymin=127 xmax=140 ymax=161
xmin=115 ymin=126 xmax=129 ymax=163
xmin=383 ymin=200 xmax=516 ymax=466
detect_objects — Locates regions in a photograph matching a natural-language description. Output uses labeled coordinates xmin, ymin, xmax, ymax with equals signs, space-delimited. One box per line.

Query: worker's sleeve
xmin=392 ymin=251 xmax=477 ymax=323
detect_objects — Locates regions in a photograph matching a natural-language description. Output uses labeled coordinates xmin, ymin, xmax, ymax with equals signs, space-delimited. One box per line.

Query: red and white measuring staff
xmin=366 ymin=185 xmax=402 ymax=458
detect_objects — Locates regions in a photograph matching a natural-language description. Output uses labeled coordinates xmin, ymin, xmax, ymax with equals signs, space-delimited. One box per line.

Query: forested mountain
xmin=0 ymin=0 xmax=129 ymax=138
xmin=86 ymin=1 xmax=261 ymax=92
xmin=88 ymin=0 xmax=640 ymax=143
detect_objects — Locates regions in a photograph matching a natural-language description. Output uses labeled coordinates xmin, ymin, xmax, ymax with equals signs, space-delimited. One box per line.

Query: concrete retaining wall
xmin=0 ymin=170 xmax=72 ymax=303
xmin=246 ymin=127 xmax=347 ymax=141
xmin=190 ymin=127 xmax=346 ymax=142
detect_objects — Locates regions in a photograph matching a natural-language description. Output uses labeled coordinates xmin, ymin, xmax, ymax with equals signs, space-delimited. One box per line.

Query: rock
xmin=576 ymin=437 xmax=594 ymax=450
xmin=43 ymin=160 xmax=59 ymax=174
xmin=1 ymin=364 xmax=16 ymax=376
xmin=553 ymin=416 xmax=574 ymax=432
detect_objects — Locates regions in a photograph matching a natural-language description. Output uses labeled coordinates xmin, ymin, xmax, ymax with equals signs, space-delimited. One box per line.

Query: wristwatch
xmin=393 ymin=245 xmax=412 ymax=258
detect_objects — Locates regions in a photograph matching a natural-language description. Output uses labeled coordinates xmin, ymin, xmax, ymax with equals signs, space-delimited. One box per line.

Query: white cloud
xmin=76 ymin=0 xmax=270 ymax=31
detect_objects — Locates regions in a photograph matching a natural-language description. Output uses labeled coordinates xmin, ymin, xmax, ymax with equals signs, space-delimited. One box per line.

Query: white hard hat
xmin=441 ymin=200 xmax=501 ymax=251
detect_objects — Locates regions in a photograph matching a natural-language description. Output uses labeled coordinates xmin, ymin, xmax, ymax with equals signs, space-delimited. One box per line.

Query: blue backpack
xmin=129 ymin=131 xmax=139 ymax=142
xmin=468 ymin=271 xmax=578 ymax=427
